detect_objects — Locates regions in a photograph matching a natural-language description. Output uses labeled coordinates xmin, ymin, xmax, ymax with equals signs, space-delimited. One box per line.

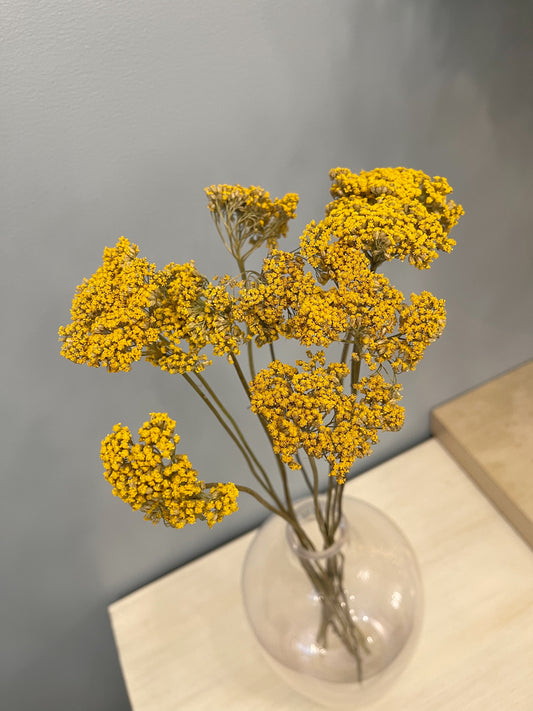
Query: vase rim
xmin=285 ymin=495 xmax=348 ymax=561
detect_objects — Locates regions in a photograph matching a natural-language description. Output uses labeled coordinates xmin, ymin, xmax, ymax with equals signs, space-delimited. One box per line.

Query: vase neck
xmin=285 ymin=496 xmax=348 ymax=562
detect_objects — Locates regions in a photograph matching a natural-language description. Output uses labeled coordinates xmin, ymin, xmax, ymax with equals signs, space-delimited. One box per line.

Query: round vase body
xmin=241 ymin=496 xmax=423 ymax=707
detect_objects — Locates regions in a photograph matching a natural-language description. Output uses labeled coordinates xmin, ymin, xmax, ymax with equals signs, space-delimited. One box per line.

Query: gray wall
xmin=3 ymin=1 xmax=532 ymax=708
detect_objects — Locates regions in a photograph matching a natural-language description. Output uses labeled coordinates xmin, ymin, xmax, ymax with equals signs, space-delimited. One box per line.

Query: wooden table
xmin=432 ymin=359 xmax=533 ymax=548
xmin=109 ymin=439 xmax=533 ymax=710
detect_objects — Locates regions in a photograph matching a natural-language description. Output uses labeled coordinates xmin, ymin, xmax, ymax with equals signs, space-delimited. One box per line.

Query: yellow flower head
xmin=394 ymin=291 xmax=447 ymax=371
xmin=235 ymin=250 xmax=348 ymax=348
xmin=301 ymin=167 xmax=463 ymax=271
xmin=205 ymin=183 xmax=298 ymax=262
xmin=249 ymin=353 xmax=405 ymax=483
xmin=58 ymin=237 xmax=158 ymax=372
xmin=145 ymin=265 xmax=247 ymax=373
xmin=200 ymin=278 xmax=248 ymax=358
xmin=144 ymin=261 xmax=211 ymax=374
xmin=100 ymin=413 xmax=238 ymax=528
xmin=316 ymin=246 xmax=405 ymax=352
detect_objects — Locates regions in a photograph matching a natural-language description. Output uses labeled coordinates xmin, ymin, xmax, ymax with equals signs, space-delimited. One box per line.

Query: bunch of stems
xmin=190 ymin=227 xmax=373 ymax=679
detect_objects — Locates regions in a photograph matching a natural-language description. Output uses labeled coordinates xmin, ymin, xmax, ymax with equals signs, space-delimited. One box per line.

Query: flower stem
xmin=296 ymin=451 xmax=315 ymax=499
xmin=297 ymin=552 xmax=368 ymax=682
xmin=213 ymin=483 xmax=288 ymax=521
xmin=194 ymin=372 xmax=279 ymax=502
xmin=232 ymin=356 xmax=294 ymax=509
xmin=351 ymin=347 xmax=361 ymax=389
xmin=268 ymin=341 xmax=276 ymax=363
xmin=340 ymin=335 xmax=351 ymax=366
xmin=235 ymin=256 xmax=256 ymax=380
xmin=325 ymin=475 xmax=336 ymax=539
xmin=183 ymin=373 xmax=274 ymax=501
xmin=307 ymin=455 xmax=328 ymax=541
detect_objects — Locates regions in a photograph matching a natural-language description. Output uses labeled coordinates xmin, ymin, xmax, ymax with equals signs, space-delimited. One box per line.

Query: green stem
xmin=298 ymin=553 xmax=367 ymax=682
xmin=351 ymin=347 xmax=361 ymax=389
xmin=218 ymin=483 xmax=290 ymax=521
xmin=268 ymin=341 xmax=276 ymax=363
xmin=231 ymin=355 xmax=314 ymax=548
xmin=246 ymin=340 xmax=256 ymax=380
xmin=223 ymin=215 xmax=240 ymax=261
xmin=195 ymin=372 xmax=279 ymax=502
xmin=296 ymin=451 xmax=315 ymax=499
xmin=233 ymin=353 xmax=290 ymax=501
xmin=307 ymin=455 xmax=328 ymax=541
xmin=231 ymin=353 xmax=252 ymax=397
xmin=183 ymin=373 xmax=272 ymax=500
xmin=211 ymin=216 xmax=234 ymax=258
xmin=235 ymin=256 xmax=256 ymax=380
xmin=334 ymin=482 xmax=345 ymax=533
xmin=325 ymin=474 xmax=336 ymax=539
xmin=340 ymin=335 xmax=351 ymax=367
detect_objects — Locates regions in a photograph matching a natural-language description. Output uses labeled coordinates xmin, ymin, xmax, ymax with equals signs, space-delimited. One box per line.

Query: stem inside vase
xmin=285 ymin=498 xmax=371 ymax=682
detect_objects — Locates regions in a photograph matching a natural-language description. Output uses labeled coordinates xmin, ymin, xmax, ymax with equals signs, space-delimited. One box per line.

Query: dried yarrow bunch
xmin=59 ymin=166 xmax=462 ymax=673
xmin=59 ymin=166 xmax=462 ymax=525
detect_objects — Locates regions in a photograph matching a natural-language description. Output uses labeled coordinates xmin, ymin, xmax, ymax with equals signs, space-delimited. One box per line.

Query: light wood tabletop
xmin=432 ymin=359 xmax=533 ymax=548
xmin=109 ymin=438 xmax=533 ymax=710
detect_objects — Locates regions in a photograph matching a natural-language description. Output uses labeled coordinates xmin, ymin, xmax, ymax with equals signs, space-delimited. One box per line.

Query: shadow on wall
xmin=3 ymin=606 xmax=129 ymax=711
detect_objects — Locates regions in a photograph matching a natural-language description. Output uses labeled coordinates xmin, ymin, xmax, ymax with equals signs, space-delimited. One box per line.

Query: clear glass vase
xmin=241 ymin=495 xmax=423 ymax=707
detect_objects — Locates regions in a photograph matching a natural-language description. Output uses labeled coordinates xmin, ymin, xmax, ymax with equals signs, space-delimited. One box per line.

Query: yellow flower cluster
xmin=235 ymin=249 xmax=397 ymax=352
xmin=100 ymin=413 xmax=239 ymax=528
xmin=234 ymin=246 xmax=444 ymax=373
xmin=146 ymin=263 xmax=246 ymax=374
xmin=330 ymin=248 xmax=405 ymax=358
xmin=205 ymin=183 xmax=298 ymax=261
xmin=302 ymin=166 xmax=463 ymax=271
xmin=350 ymin=289 xmax=446 ymax=373
xmin=58 ymin=237 xmax=159 ymax=372
xmin=145 ymin=261 xmax=210 ymax=373
xmin=250 ymin=353 xmax=404 ymax=483
xmin=331 ymin=255 xmax=447 ymax=373
xmin=395 ymin=291 xmax=447 ymax=370
xmin=60 ymin=169 xmax=461 ymax=506
xmin=202 ymin=278 xmax=248 ymax=357
xmin=235 ymin=250 xmax=345 ymax=347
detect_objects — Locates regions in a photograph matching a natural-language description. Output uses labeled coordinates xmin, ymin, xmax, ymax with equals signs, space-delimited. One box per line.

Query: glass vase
xmin=241 ymin=495 xmax=423 ymax=707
